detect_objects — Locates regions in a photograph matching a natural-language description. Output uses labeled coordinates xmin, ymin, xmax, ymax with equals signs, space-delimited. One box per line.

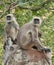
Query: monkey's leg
xmin=11 ymin=39 xmax=17 ymax=44
xmin=34 ymin=39 xmax=51 ymax=52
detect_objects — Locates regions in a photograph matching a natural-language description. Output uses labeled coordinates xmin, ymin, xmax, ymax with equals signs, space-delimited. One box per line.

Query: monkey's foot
xmin=42 ymin=48 xmax=51 ymax=53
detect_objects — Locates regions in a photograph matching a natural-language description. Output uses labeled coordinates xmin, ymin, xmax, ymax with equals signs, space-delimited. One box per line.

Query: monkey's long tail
xmin=43 ymin=51 xmax=51 ymax=65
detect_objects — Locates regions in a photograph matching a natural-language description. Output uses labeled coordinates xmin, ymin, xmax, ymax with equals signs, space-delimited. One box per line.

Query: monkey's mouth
xmin=8 ymin=22 xmax=11 ymax=24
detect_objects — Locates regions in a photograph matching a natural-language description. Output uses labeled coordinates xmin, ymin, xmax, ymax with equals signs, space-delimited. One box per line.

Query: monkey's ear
xmin=38 ymin=32 xmax=42 ymax=38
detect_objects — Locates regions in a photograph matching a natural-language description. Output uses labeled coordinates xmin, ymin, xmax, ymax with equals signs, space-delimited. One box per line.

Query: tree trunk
xmin=2 ymin=44 xmax=52 ymax=65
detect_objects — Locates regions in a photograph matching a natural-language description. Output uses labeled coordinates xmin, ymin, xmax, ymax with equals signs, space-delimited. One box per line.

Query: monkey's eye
xmin=7 ymin=16 xmax=11 ymax=20
xmin=34 ymin=19 xmax=39 ymax=24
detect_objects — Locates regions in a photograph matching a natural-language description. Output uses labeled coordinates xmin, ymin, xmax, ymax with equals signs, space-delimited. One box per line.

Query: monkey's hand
xmin=41 ymin=47 xmax=51 ymax=53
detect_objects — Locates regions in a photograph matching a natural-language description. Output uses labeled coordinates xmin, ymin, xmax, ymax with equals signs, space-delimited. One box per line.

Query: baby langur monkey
xmin=2 ymin=37 xmax=15 ymax=65
xmin=3 ymin=14 xmax=19 ymax=50
xmin=18 ymin=17 xmax=50 ymax=52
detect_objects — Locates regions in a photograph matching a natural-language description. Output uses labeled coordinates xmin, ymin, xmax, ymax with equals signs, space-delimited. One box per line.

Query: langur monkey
xmin=17 ymin=17 xmax=50 ymax=52
xmin=3 ymin=14 xmax=19 ymax=49
xmin=2 ymin=37 xmax=14 ymax=65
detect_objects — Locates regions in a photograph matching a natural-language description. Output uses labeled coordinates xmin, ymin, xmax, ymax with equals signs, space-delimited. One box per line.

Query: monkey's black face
xmin=7 ymin=16 xmax=12 ymax=24
xmin=7 ymin=16 xmax=11 ymax=20
xmin=34 ymin=18 xmax=39 ymax=24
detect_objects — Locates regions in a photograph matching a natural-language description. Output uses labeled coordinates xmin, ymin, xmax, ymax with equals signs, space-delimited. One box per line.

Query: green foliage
xmin=0 ymin=0 xmax=54 ymax=65
xmin=15 ymin=9 xmax=32 ymax=26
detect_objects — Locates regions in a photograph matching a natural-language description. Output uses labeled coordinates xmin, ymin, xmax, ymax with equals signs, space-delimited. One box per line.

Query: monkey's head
xmin=32 ymin=17 xmax=42 ymax=27
xmin=6 ymin=14 xmax=15 ymax=24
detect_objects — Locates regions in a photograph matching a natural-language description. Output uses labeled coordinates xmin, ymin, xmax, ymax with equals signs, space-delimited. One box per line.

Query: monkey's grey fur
xmin=3 ymin=14 xmax=19 ymax=50
xmin=17 ymin=17 xmax=51 ymax=52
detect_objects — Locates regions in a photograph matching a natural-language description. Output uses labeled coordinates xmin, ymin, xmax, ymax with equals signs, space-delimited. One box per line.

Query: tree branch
xmin=49 ymin=7 xmax=54 ymax=10
xmin=0 ymin=0 xmax=54 ymax=19
xmin=10 ymin=0 xmax=53 ymax=11
xmin=0 ymin=3 xmax=13 ymax=18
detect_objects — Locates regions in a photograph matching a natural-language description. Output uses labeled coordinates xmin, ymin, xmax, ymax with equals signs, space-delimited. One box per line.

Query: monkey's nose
xmin=34 ymin=19 xmax=39 ymax=24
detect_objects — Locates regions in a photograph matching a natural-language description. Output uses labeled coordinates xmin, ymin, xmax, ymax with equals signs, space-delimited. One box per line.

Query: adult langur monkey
xmin=17 ymin=17 xmax=50 ymax=52
xmin=17 ymin=17 xmax=51 ymax=65
xmin=3 ymin=14 xmax=19 ymax=50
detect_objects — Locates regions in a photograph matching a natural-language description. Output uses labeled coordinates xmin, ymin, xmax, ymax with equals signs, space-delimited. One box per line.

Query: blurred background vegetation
xmin=0 ymin=0 xmax=54 ymax=65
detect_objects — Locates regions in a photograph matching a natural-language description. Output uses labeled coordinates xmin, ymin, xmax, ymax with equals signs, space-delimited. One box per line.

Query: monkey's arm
xmin=34 ymin=38 xmax=44 ymax=51
xmin=4 ymin=27 xmax=7 ymax=41
xmin=3 ymin=27 xmax=8 ymax=50
xmin=38 ymin=31 xmax=42 ymax=38
xmin=33 ymin=28 xmax=44 ymax=51
xmin=13 ymin=21 xmax=19 ymax=30
xmin=25 ymin=30 xmax=43 ymax=51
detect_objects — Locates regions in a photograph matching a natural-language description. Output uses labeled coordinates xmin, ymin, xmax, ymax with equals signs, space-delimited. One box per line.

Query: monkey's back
xmin=19 ymin=22 xmax=34 ymax=36
xmin=18 ymin=22 xmax=35 ymax=49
